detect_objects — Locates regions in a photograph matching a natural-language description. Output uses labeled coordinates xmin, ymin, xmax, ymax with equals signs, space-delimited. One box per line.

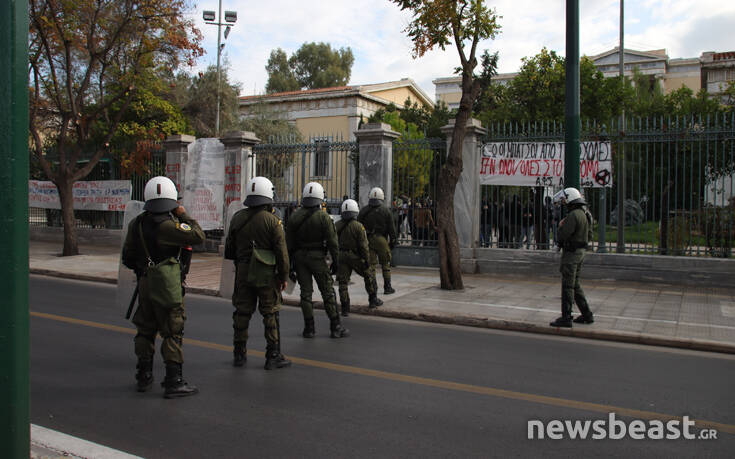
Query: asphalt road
xmin=30 ymin=275 xmax=735 ymax=458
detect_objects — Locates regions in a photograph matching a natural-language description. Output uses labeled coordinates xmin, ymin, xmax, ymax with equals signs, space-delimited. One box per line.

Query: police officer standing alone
xmin=122 ymin=176 xmax=205 ymax=398
xmin=336 ymin=199 xmax=383 ymax=316
xmin=286 ymin=182 xmax=349 ymax=338
xmin=358 ymin=187 xmax=398 ymax=294
xmin=549 ymin=187 xmax=595 ymax=328
xmin=224 ymin=177 xmax=291 ymax=370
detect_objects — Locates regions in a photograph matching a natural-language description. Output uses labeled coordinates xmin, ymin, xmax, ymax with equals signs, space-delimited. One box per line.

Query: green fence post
xmin=0 ymin=0 xmax=30 ymax=457
xmin=564 ymin=0 xmax=581 ymax=190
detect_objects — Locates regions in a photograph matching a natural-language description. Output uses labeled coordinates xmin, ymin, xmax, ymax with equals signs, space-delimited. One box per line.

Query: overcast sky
xmin=188 ymin=0 xmax=735 ymax=101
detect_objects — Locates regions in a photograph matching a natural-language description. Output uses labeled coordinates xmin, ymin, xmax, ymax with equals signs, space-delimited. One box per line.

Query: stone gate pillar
xmin=354 ymin=122 xmax=400 ymax=208
xmin=164 ymin=134 xmax=195 ymax=196
xmin=220 ymin=131 xmax=259 ymax=208
xmin=441 ymin=118 xmax=487 ymax=249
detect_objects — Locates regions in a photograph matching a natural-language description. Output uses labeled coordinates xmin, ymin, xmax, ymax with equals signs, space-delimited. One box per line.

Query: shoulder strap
xmin=337 ymin=219 xmax=352 ymax=237
xmin=230 ymin=209 xmax=261 ymax=237
xmin=293 ymin=207 xmax=320 ymax=234
xmin=138 ymin=216 xmax=180 ymax=266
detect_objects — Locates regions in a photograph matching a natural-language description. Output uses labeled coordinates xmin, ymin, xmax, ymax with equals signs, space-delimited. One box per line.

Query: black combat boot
xmin=264 ymin=345 xmax=292 ymax=370
xmin=163 ymin=362 xmax=199 ymax=399
xmin=573 ymin=314 xmax=594 ymax=324
xmin=383 ymin=279 xmax=395 ymax=295
xmin=549 ymin=316 xmax=573 ymax=328
xmin=330 ymin=317 xmax=350 ymax=338
xmin=341 ymin=300 xmax=350 ymax=317
xmin=135 ymin=358 xmax=153 ymax=392
xmin=302 ymin=317 xmax=315 ymax=338
xmin=233 ymin=342 xmax=246 ymax=367
xmin=368 ymin=294 xmax=383 ymax=308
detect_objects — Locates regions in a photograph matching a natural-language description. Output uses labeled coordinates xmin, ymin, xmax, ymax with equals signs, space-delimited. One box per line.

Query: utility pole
xmin=564 ymin=0 xmax=581 ymax=190
xmin=203 ymin=3 xmax=237 ymax=137
xmin=0 ymin=0 xmax=29 ymax=457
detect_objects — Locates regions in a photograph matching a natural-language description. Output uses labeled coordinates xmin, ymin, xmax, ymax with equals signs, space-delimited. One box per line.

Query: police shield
xmin=117 ymin=200 xmax=145 ymax=317
xmin=219 ymin=200 xmax=245 ymax=300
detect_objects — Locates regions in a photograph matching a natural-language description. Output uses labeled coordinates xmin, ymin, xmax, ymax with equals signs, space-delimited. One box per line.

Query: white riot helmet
xmin=341 ymin=199 xmax=359 ymax=220
xmin=244 ymin=176 xmax=275 ymax=207
xmin=143 ymin=176 xmax=179 ymax=213
xmin=368 ymin=187 xmax=385 ymax=206
xmin=552 ymin=187 xmax=586 ymax=206
xmin=302 ymin=182 xmax=325 ymax=208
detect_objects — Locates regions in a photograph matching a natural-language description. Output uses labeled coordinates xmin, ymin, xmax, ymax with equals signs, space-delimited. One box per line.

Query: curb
xmin=31 ymin=269 xmax=735 ymax=355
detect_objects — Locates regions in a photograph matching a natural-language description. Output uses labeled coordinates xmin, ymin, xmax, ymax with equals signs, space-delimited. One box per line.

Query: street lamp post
xmin=203 ymin=2 xmax=237 ymax=137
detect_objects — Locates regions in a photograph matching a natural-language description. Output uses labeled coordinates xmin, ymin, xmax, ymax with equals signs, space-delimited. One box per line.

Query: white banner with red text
xmin=480 ymin=141 xmax=613 ymax=188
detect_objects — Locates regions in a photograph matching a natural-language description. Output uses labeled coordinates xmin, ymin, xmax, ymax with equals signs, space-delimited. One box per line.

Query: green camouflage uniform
xmin=224 ymin=206 xmax=289 ymax=353
xmin=556 ymin=204 xmax=594 ymax=320
xmin=286 ymin=206 xmax=340 ymax=320
xmin=358 ymin=203 xmax=397 ymax=283
xmin=335 ymin=218 xmax=377 ymax=305
xmin=122 ymin=211 xmax=205 ymax=364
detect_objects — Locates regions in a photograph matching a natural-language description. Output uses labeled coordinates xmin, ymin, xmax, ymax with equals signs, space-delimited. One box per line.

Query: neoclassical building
xmin=433 ymin=47 xmax=735 ymax=109
xmin=239 ymin=78 xmax=434 ymax=141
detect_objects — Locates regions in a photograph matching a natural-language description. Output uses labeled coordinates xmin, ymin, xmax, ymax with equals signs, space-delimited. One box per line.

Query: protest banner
xmin=183 ymin=138 xmax=225 ymax=230
xmin=28 ymin=180 xmax=132 ymax=211
xmin=479 ymin=141 xmax=613 ymax=188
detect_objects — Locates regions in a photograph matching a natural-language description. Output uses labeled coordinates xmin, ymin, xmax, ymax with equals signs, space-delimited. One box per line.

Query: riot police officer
xmin=286 ymin=182 xmax=349 ymax=338
xmin=336 ymin=199 xmax=383 ymax=316
xmin=224 ymin=177 xmax=291 ymax=369
xmin=122 ymin=176 xmax=205 ymax=398
xmin=549 ymin=187 xmax=595 ymax=328
xmin=358 ymin=187 xmax=398 ymax=294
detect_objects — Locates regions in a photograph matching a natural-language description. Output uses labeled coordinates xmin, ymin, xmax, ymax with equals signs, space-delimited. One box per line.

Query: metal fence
xmin=29 ymin=145 xmax=166 ymax=230
xmin=392 ymin=137 xmax=446 ymax=247
xmin=481 ymin=114 xmax=735 ymax=257
xmin=253 ymin=135 xmax=358 ymax=223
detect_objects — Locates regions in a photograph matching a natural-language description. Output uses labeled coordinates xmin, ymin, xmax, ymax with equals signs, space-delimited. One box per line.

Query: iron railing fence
xmin=391 ymin=137 xmax=446 ymax=247
xmin=481 ymin=114 xmax=735 ymax=257
xmin=29 ymin=145 xmax=166 ymax=231
xmin=253 ymin=135 xmax=358 ymax=225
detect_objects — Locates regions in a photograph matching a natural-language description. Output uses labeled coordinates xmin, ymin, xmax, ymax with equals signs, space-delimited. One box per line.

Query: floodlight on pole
xmin=203 ymin=2 xmax=237 ymax=137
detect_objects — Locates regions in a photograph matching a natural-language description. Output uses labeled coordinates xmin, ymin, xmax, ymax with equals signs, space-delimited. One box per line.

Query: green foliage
xmin=174 ymin=61 xmax=243 ymax=138
xmin=265 ymin=42 xmax=353 ymax=93
xmin=369 ymin=98 xmax=451 ymax=138
xmin=475 ymin=48 xmax=730 ymax=124
xmin=265 ymin=48 xmax=300 ymax=93
xmin=383 ymin=112 xmax=435 ymax=198
xmin=392 ymin=0 xmax=500 ymax=59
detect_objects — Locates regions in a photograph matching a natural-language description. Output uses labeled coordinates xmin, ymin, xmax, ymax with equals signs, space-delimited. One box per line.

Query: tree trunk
xmin=436 ymin=187 xmax=463 ymax=290
xmin=56 ymin=179 xmax=79 ymax=256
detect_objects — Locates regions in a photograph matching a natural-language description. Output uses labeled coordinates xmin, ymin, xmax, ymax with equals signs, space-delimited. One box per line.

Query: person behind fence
xmin=224 ymin=176 xmax=291 ymax=370
xmin=358 ymin=187 xmax=398 ymax=295
xmin=549 ymin=187 xmax=595 ymax=328
xmin=336 ymin=199 xmax=383 ymax=315
xmin=286 ymin=181 xmax=349 ymax=339
xmin=414 ymin=199 xmax=435 ymax=246
xmin=122 ymin=176 xmax=204 ymax=398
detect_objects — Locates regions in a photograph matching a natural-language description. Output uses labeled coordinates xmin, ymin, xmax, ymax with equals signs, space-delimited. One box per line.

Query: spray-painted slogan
xmin=480 ymin=141 xmax=613 ymax=188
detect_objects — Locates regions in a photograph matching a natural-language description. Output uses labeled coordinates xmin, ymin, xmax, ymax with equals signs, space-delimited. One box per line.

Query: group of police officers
xmin=122 ymin=175 xmax=593 ymax=399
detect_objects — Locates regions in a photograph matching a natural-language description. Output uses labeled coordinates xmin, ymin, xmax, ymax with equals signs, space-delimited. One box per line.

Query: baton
xmin=125 ymin=285 xmax=139 ymax=320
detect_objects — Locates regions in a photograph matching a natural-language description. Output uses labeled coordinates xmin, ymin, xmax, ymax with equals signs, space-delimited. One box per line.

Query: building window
xmin=312 ymin=139 xmax=330 ymax=178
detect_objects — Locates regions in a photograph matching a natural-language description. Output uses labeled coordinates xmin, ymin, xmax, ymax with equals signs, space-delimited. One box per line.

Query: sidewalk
xmin=29 ymin=240 xmax=735 ymax=354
